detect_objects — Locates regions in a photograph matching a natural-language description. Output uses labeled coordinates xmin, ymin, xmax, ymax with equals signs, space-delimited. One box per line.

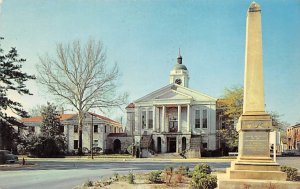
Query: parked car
xmin=0 ymin=150 xmax=19 ymax=164
xmin=282 ymin=150 xmax=296 ymax=156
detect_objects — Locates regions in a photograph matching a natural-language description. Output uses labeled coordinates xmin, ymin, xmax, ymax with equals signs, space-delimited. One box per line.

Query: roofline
xmin=21 ymin=113 xmax=122 ymax=128
xmin=176 ymin=85 xmax=218 ymax=101
xmin=134 ymin=84 xmax=173 ymax=103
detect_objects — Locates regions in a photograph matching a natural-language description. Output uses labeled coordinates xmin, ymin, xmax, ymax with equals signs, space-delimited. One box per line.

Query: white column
xmin=187 ymin=104 xmax=190 ymax=132
xmin=178 ymin=105 xmax=181 ymax=132
xmin=162 ymin=106 xmax=166 ymax=132
xmin=146 ymin=110 xmax=149 ymax=129
xmin=153 ymin=106 xmax=156 ymax=131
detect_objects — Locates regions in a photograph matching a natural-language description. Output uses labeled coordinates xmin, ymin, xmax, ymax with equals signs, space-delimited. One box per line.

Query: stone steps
xmin=190 ymin=136 xmax=201 ymax=150
xmin=227 ymin=168 xmax=287 ymax=180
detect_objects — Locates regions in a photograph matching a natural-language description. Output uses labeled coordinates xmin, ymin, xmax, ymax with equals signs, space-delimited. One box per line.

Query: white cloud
xmin=0 ymin=0 xmax=3 ymax=5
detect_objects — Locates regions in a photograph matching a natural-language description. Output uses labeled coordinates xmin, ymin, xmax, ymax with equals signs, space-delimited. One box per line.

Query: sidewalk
xmin=17 ymin=155 xmax=236 ymax=162
xmin=0 ymin=163 xmax=36 ymax=170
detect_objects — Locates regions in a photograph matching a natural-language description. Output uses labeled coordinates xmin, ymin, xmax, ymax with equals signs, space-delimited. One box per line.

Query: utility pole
xmin=90 ymin=113 xmax=94 ymax=159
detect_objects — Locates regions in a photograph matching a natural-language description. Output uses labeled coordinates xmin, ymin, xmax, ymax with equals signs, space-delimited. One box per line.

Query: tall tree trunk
xmin=78 ymin=116 xmax=83 ymax=155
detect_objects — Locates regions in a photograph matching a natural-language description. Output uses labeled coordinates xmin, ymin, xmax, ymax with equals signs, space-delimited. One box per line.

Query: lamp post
xmin=90 ymin=113 xmax=94 ymax=159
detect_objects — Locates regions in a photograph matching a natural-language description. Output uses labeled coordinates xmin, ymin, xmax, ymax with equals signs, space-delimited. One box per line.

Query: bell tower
xmin=169 ymin=49 xmax=189 ymax=87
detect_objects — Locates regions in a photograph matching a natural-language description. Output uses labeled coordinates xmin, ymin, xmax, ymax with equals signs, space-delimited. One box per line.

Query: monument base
xmin=218 ymin=112 xmax=289 ymax=188
xmin=227 ymin=160 xmax=287 ymax=180
xmin=217 ymin=173 xmax=300 ymax=189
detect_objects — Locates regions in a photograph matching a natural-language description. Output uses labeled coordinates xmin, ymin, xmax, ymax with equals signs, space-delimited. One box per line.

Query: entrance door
xmin=182 ymin=137 xmax=186 ymax=151
xmin=167 ymin=137 xmax=177 ymax=152
xmin=157 ymin=137 xmax=162 ymax=153
xmin=113 ymin=139 xmax=121 ymax=154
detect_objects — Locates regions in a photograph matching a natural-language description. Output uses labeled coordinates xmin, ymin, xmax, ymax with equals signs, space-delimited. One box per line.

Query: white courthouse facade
xmin=126 ymin=54 xmax=218 ymax=157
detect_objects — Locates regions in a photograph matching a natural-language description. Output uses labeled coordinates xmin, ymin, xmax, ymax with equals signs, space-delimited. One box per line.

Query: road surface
xmin=0 ymin=157 xmax=298 ymax=189
xmin=0 ymin=159 xmax=229 ymax=189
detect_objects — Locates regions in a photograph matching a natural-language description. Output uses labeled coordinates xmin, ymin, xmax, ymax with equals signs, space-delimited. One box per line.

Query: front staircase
xmin=186 ymin=136 xmax=202 ymax=158
xmin=140 ymin=134 xmax=152 ymax=149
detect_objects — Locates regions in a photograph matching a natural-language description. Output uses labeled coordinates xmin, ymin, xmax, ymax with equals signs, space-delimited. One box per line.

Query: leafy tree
xmin=269 ymin=111 xmax=289 ymax=132
xmin=218 ymin=86 xmax=288 ymax=153
xmin=217 ymin=86 xmax=243 ymax=152
xmin=0 ymin=120 xmax=19 ymax=152
xmin=40 ymin=102 xmax=63 ymax=138
xmin=37 ymin=39 xmax=127 ymax=154
xmin=18 ymin=103 xmax=66 ymax=157
xmin=0 ymin=38 xmax=35 ymax=149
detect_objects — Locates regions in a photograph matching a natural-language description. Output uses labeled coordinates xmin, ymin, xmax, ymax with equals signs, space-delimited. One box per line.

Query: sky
xmin=0 ymin=0 xmax=299 ymax=125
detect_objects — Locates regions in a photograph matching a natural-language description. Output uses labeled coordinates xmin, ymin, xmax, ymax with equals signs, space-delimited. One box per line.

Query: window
xmin=74 ymin=140 xmax=79 ymax=149
xmin=93 ymin=140 xmax=98 ymax=147
xmin=114 ymin=127 xmax=116 ymax=133
xmin=203 ymin=142 xmax=208 ymax=149
xmin=195 ymin=110 xmax=200 ymax=128
xmin=94 ymin=125 xmax=98 ymax=133
xmin=142 ymin=111 xmax=146 ymax=129
xmin=60 ymin=126 xmax=64 ymax=133
xmin=148 ymin=111 xmax=153 ymax=129
xmin=104 ymin=125 xmax=107 ymax=133
xmin=202 ymin=109 xmax=208 ymax=128
xmin=74 ymin=125 xmax=78 ymax=133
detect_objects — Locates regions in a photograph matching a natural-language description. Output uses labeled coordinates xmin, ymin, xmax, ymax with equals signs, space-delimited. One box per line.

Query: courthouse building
xmin=125 ymin=53 xmax=218 ymax=157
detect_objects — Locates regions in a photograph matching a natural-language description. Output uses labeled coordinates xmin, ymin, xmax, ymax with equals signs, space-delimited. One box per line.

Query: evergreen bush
xmin=83 ymin=180 xmax=93 ymax=187
xmin=193 ymin=164 xmax=212 ymax=175
xmin=190 ymin=172 xmax=217 ymax=189
xmin=148 ymin=170 xmax=162 ymax=183
xmin=281 ymin=166 xmax=298 ymax=181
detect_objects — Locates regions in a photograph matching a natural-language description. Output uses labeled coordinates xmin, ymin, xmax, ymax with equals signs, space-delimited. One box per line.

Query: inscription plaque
xmin=240 ymin=131 xmax=269 ymax=156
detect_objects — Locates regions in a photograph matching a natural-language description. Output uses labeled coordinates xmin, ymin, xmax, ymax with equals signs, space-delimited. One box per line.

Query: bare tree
xmin=28 ymin=104 xmax=45 ymax=117
xmin=37 ymin=39 xmax=127 ymax=154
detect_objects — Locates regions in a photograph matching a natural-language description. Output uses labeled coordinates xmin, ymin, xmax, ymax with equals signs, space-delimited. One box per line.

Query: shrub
xmin=190 ymin=172 xmax=217 ymax=189
xmin=177 ymin=165 xmax=189 ymax=176
xmin=148 ymin=170 xmax=162 ymax=183
xmin=193 ymin=164 xmax=212 ymax=175
xmin=164 ymin=166 xmax=174 ymax=173
xmin=164 ymin=166 xmax=174 ymax=184
xmin=83 ymin=180 xmax=93 ymax=187
xmin=113 ymin=172 xmax=119 ymax=181
xmin=281 ymin=166 xmax=298 ymax=181
xmin=127 ymin=171 xmax=135 ymax=184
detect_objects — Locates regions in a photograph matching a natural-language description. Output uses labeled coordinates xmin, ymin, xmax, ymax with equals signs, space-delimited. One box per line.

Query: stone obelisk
xmin=227 ymin=1 xmax=286 ymax=181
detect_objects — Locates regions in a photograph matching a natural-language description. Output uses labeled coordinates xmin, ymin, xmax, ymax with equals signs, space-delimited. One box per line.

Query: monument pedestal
xmin=218 ymin=114 xmax=289 ymax=189
xmin=226 ymin=114 xmax=287 ymax=181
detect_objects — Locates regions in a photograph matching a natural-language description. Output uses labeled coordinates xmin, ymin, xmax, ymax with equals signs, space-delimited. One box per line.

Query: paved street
xmin=0 ymin=159 xmax=230 ymax=189
xmin=0 ymin=157 xmax=299 ymax=189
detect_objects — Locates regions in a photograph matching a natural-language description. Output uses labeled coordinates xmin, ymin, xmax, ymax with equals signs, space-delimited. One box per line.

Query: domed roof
xmin=172 ymin=49 xmax=188 ymax=71
xmin=173 ymin=64 xmax=187 ymax=70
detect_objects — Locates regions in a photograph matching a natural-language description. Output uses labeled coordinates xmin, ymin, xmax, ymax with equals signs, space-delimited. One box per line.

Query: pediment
xmin=155 ymin=90 xmax=192 ymax=100
xmin=134 ymin=84 xmax=217 ymax=103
